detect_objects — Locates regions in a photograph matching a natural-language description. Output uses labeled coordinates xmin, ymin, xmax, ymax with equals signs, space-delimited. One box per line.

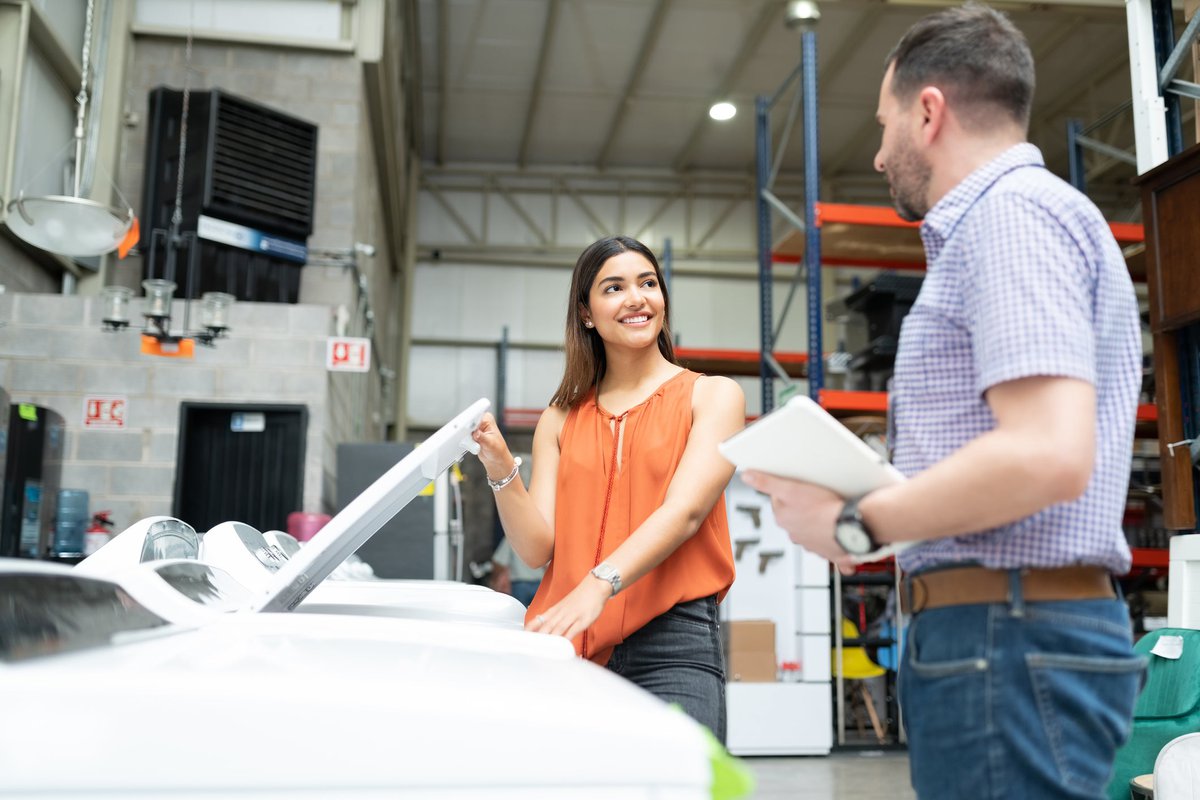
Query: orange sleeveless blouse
xmin=525 ymin=369 xmax=735 ymax=666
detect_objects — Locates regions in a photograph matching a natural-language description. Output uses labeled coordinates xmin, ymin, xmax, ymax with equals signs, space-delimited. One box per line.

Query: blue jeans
xmin=899 ymin=575 xmax=1146 ymax=800
xmin=607 ymin=595 xmax=727 ymax=743
xmin=510 ymin=580 xmax=539 ymax=607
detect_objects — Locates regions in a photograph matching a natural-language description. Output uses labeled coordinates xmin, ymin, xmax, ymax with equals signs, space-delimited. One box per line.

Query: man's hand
xmin=525 ymin=573 xmax=611 ymax=641
xmin=740 ymin=471 xmax=858 ymax=575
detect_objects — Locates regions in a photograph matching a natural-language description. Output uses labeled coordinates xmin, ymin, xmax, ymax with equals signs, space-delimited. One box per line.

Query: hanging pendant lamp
xmin=5 ymin=0 xmax=135 ymax=258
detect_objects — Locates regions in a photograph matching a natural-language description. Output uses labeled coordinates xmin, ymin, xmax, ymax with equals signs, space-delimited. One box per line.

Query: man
xmin=742 ymin=4 xmax=1145 ymax=798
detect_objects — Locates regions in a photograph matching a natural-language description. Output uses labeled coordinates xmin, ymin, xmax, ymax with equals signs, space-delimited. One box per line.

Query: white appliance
xmin=0 ymin=560 xmax=721 ymax=799
xmin=201 ymin=520 xmax=526 ymax=627
xmin=76 ymin=399 xmax=525 ymax=629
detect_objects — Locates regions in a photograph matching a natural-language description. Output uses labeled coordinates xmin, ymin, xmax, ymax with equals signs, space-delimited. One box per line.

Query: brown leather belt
xmin=901 ymin=565 xmax=1115 ymax=615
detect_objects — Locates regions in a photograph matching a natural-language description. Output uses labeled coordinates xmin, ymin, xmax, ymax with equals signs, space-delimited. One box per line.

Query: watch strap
xmin=837 ymin=496 xmax=881 ymax=552
xmin=590 ymin=562 xmax=622 ymax=595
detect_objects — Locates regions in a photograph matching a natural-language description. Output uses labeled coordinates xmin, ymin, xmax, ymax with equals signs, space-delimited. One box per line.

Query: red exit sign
xmin=326 ymin=337 xmax=371 ymax=373
xmin=83 ymin=396 xmax=127 ymax=429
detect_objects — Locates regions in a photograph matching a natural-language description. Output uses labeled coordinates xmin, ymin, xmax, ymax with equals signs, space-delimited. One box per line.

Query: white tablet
xmin=719 ymin=395 xmax=908 ymax=563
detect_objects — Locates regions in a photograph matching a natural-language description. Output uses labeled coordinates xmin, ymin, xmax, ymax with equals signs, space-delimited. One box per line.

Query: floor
xmin=743 ymin=751 xmax=917 ymax=800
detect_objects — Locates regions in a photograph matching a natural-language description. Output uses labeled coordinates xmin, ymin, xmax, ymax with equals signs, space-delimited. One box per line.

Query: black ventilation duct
xmin=141 ymin=87 xmax=319 ymax=303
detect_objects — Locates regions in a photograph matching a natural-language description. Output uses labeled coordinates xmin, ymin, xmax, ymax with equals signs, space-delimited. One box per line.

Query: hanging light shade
xmin=200 ymin=291 xmax=235 ymax=331
xmin=100 ymin=285 xmax=133 ymax=329
xmin=6 ymin=195 xmax=134 ymax=257
xmin=5 ymin=0 xmax=135 ymax=258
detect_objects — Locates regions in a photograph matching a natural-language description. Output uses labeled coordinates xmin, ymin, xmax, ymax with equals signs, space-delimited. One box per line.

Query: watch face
xmin=836 ymin=522 xmax=872 ymax=555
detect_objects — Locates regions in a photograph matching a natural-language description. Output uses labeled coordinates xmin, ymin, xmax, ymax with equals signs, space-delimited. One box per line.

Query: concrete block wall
xmin=0 ymin=292 xmax=333 ymax=532
xmin=104 ymin=34 xmax=403 ymax=513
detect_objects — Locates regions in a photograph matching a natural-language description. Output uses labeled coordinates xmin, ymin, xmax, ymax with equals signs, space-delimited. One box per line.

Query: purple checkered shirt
xmin=892 ymin=143 xmax=1140 ymax=575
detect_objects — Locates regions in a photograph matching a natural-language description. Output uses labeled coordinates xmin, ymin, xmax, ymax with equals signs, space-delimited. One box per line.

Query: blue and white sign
xmin=197 ymin=215 xmax=308 ymax=263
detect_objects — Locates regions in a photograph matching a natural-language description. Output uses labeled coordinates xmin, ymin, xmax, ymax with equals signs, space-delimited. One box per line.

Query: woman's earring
xmin=584 ymin=320 xmax=594 ymax=328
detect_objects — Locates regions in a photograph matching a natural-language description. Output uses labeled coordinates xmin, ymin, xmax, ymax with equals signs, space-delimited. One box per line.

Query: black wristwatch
xmin=834 ymin=496 xmax=881 ymax=556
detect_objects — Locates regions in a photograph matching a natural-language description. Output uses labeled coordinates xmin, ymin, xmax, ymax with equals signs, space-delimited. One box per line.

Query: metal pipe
xmin=755 ymin=96 xmax=776 ymax=414
xmin=768 ymin=61 xmax=804 ymax=110
xmin=1067 ymin=119 xmax=1087 ymax=192
xmin=1158 ymin=7 xmax=1200 ymax=92
xmin=1081 ymin=100 xmax=1133 ymax=135
xmin=802 ymin=28 xmax=823 ymax=401
xmin=1167 ymin=79 xmax=1200 ymax=100
xmin=662 ymin=237 xmax=673 ymax=296
xmin=497 ymin=325 xmax=509 ymax=436
xmin=760 ymin=188 xmax=806 ymax=233
xmin=1150 ymin=0 xmax=1184 ymax=156
xmin=1074 ymin=133 xmax=1138 ymax=165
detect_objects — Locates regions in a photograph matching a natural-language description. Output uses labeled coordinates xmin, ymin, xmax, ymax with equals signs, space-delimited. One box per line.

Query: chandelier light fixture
xmin=5 ymin=0 xmax=137 ymax=258
xmin=99 ymin=7 xmax=233 ymax=357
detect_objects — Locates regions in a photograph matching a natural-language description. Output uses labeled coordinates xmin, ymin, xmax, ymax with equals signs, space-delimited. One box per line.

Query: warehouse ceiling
xmin=417 ymin=0 xmax=1196 ymax=222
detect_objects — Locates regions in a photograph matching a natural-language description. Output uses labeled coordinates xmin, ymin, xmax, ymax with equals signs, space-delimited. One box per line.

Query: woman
xmin=472 ymin=234 xmax=744 ymax=740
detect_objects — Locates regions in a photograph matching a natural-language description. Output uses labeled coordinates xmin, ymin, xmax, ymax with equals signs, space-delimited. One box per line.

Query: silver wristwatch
xmin=590 ymin=562 xmax=622 ymax=596
xmin=834 ymin=496 xmax=880 ymax=556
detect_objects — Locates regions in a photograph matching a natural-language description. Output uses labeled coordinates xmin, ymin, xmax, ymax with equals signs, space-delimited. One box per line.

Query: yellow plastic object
xmin=833 ymin=618 xmax=886 ymax=679
xmin=701 ymin=718 xmax=755 ymax=799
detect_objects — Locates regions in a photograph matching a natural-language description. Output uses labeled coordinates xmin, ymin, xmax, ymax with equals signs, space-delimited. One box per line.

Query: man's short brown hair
xmin=886 ymin=2 xmax=1035 ymax=131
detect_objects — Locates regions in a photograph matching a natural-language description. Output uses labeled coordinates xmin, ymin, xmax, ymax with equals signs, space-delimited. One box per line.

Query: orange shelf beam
xmin=817 ymin=391 xmax=1157 ymax=422
xmin=818 ymin=389 xmax=889 ymax=413
xmin=676 ymin=347 xmax=808 ymax=365
xmin=1128 ymin=547 xmax=1169 ymax=570
xmin=1109 ymin=221 xmax=1145 ymax=243
xmin=815 ymin=202 xmax=920 ymax=229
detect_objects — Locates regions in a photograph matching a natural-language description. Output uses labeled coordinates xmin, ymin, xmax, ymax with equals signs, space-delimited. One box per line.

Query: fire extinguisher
xmin=84 ymin=511 xmax=115 ymax=555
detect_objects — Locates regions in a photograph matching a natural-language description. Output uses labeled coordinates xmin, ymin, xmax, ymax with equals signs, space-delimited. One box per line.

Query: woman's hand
xmin=525 ymin=574 xmax=611 ymax=641
xmin=472 ymin=412 xmax=516 ymax=479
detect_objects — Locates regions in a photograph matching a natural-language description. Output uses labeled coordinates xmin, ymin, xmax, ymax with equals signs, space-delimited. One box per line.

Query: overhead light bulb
xmin=709 ymin=101 xmax=737 ymax=121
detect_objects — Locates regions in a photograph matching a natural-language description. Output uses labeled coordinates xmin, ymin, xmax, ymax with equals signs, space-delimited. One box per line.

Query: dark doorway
xmin=174 ymin=404 xmax=307 ymax=533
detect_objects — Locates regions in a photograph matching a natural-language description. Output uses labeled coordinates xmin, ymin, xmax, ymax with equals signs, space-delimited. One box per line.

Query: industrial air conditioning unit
xmin=141 ymin=87 xmax=318 ymax=303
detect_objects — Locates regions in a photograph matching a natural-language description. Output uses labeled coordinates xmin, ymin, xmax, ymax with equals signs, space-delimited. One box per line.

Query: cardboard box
xmin=727 ymin=619 xmax=777 ymax=682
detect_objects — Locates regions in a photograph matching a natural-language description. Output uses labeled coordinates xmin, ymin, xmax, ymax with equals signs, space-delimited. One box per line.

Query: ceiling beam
xmin=562 ymin=183 xmax=611 ymax=238
xmin=424 ymin=186 xmax=480 ymax=244
xmin=688 ymin=196 xmax=744 ymax=253
xmin=671 ymin=0 xmax=780 ymax=172
xmin=490 ymin=178 xmax=550 ymax=244
xmin=596 ymin=0 xmax=672 ymax=169
xmin=518 ymin=0 xmax=562 ymax=168
xmin=634 ymin=193 xmax=681 ymax=240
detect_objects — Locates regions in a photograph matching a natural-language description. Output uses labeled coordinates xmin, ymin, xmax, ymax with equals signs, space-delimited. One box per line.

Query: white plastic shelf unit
xmin=722 ymin=472 xmax=833 ymax=756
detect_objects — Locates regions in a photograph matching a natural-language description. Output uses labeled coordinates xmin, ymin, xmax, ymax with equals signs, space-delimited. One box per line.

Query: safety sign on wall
xmin=83 ymin=396 xmax=127 ymax=429
xmin=326 ymin=337 xmax=371 ymax=373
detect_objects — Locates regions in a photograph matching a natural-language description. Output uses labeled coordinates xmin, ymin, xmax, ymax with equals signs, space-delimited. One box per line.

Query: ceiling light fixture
xmin=709 ymin=101 xmax=737 ymax=121
xmin=99 ymin=3 xmax=233 ymax=357
xmin=5 ymin=0 xmax=136 ymax=258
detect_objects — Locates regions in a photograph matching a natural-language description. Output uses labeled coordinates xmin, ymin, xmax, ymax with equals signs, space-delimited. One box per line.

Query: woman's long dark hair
xmin=548 ymin=235 xmax=677 ymax=408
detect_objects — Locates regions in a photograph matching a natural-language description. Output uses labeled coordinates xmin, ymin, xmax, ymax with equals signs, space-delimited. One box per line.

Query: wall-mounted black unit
xmin=1 ymin=403 xmax=65 ymax=560
xmin=142 ymin=87 xmax=319 ymax=303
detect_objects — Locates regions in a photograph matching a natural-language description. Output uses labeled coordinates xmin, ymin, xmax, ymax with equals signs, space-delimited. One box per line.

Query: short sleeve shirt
xmin=892 ymin=144 xmax=1141 ymax=574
